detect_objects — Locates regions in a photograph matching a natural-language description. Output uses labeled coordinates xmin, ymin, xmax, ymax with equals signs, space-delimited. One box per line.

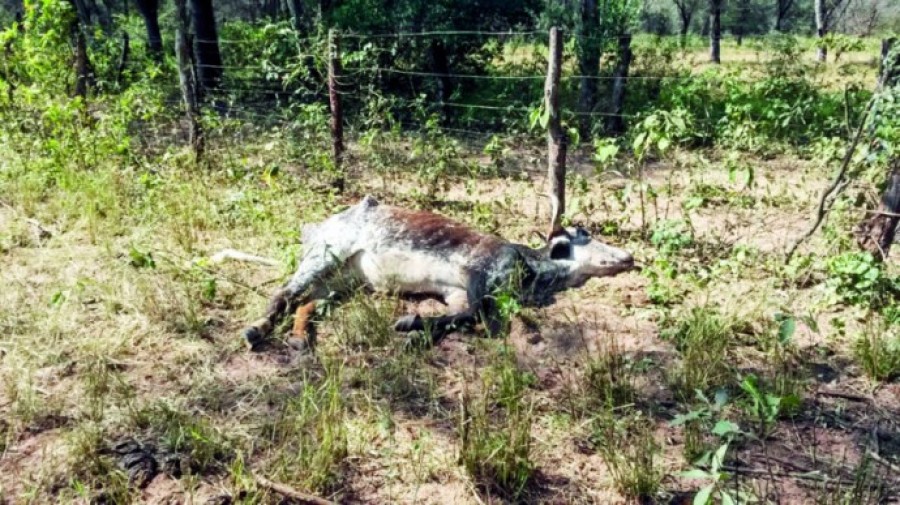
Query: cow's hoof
xmin=394 ymin=314 xmax=423 ymax=332
xmin=243 ymin=326 xmax=265 ymax=351
xmin=402 ymin=330 xmax=432 ymax=351
xmin=287 ymin=336 xmax=313 ymax=354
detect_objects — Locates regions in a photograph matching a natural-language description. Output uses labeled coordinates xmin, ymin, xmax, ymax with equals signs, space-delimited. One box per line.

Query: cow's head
xmin=545 ymin=227 xmax=634 ymax=287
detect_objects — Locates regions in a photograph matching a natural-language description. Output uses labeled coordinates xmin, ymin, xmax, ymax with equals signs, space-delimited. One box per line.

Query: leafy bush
xmin=825 ymin=252 xmax=899 ymax=307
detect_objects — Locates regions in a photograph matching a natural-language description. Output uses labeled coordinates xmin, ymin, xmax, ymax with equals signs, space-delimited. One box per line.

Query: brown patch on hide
xmin=388 ymin=207 xmax=504 ymax=252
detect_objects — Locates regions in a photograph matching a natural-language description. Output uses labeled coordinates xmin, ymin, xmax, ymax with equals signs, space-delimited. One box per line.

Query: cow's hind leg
xmin=243 ymin=248 xmax=342 ymax=350
xmin=393 ymin=286 xmax=496 ymax=344
xmin=289 ymin=300 xmax=319 ymax=350
xmin=285 ymin=282 xmax=339 ymax=352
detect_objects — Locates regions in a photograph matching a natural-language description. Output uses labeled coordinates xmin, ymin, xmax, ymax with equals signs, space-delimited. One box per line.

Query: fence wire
xmin=156 ymin=28 xmax=876 ymax=174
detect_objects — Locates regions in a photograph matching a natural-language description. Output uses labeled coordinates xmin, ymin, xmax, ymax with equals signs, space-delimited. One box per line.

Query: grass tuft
xmin=590 ymin=410 xmax=664 ymax=502
xmin=260 ymin=361 xmax=348 ymax=494
xmin=663 ymin=306 xmax=736 ymax=400
xmin=458 ymin=347 xmax=535 ymax=498
xmin=853 ymin=318 xmax=900 ymax=382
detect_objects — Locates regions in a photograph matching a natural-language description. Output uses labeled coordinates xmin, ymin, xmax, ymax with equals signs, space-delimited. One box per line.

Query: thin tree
xmin=577 ymin=0 xmax=600 ymax=138
xmin=731 ymin=0 xmax=751 ymax=45
xmin=190 ymin=0 xmax=223 ymax=94
xmin=815 ymin=0 xmax=853 ymax=62
xmin=774 ymin=0 xmax=795 ymax=31
xmin=286 ymin=0 xmax=305 ymax=33
xmin=134 ymin=0 xmax=162 ymax=61
xmin=673 ymin=0 xmax=702 ymax=40
xmin=709 ymin=0 xmax=722 ymax=62
xmin=606 ymin=33 xmax=632 ymax=135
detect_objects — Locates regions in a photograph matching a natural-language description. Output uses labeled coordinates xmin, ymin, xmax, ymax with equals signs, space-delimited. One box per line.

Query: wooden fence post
xmin=854 ymin=38 xmax=899 ymax=261
xmin=878 ymin=37 xmax=898 ymax=89
xmin=176 ymin=28 xmax=203 ymax=158
xmin=545 ymin=26 xmax=566 ymax=237
xmin=328 ymin=28 xmax=345 ymax=193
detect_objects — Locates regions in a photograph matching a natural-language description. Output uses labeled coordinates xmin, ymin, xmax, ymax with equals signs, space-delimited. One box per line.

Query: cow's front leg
xmin=243 ymin=247 xmax=341 ymax=350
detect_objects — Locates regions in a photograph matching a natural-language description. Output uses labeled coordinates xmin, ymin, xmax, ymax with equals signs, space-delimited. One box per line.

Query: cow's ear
xmin=546 ymin=224 xmax=567 ymax=243
xmin=549 ymin=238 xmax=573 ymax=260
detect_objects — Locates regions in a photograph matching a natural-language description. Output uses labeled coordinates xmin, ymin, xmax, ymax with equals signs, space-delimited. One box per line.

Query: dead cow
xmin=243 ymin=195 xmax=634 ymax=350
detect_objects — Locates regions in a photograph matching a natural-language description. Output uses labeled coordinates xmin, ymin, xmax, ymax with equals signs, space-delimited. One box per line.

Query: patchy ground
xmin=1 ymin=139 xmax=899 ymax=505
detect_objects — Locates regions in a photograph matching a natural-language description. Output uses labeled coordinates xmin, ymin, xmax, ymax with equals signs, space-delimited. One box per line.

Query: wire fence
xmin=147 ymin=26 xmax=881 ymax=181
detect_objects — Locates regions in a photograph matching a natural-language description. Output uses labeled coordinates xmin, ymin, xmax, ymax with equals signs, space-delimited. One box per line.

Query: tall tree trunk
xmin=71 ymin=0 xmax=92 ymax=25
xmin=577 ymin=0 xmax=599 ymax=139
xmin=286 ymin=0 xmax=304 ymax=32
xmin=679 ymin=12 xmax=691 ymax=40
xmin=134 ymin=0 xmax=162 ymax=62
xmin=116 ymin=30 xmax=129 ymax=84
xmin=69 ymin=0 xmax=93 ymax=98
xmin=775 ymin=0 xmax=794 ymax=32
xmin=318 ymin=0 xmax=332 ymax=25
xmin=606 ymin=33 xmax=632 ymax=135
xmin=815 ymin=0 xmax=827 ymax=62
xmin=709 ymin=0 xmax=721 ymax=63
xmin=427 ymin=39 xmax=451 ymax=108
xmin=85 ymin=0 xmax=112 ymax=30
xmin=190 ymin=0 xmax=223 ymax=95
xmin=855 ymin=39 xmax=899 ymax=261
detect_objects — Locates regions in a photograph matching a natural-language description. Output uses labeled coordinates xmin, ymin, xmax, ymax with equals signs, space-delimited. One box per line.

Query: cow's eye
xmin=550 ymin=241 xmax=573 ymax=259
xmin=575 ymin=227 xmax=589 ymax=238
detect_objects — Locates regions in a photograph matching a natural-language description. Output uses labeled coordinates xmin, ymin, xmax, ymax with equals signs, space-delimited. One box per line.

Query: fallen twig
xmin=210 ymin=248 xmax=279 ymax=267
xmin=253 ymin=474 xmax=336 ymax=505
xmin=722 ymin=465 xmax=855 ymax=485
xmin=867 ymin=451 xmax=900 ymax=474
xmin=815 ymin=389 xmax=873 ymax=403
xmin=864 ymin=209 xmax=900 ymax=218
xmin=155 ymin=250 xmax=269 ymax=298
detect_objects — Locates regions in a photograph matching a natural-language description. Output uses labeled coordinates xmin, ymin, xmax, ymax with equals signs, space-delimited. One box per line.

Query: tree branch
xmin=253 ymin=474 xmax=337 ymax=505
xmin=785 ymin=97 xmax=875 ymax=263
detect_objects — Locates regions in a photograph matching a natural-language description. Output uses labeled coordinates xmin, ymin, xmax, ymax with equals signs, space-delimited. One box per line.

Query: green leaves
xmin=693 ymin=484 xmax=714 ymax=505
xmin=593 ymin=138 xmax=620 ymax=167
xmin=711 ymin=420 xmax=740 ymax=437
xmin=774 ymin=313 xmax=796 ymax=345
xmin=128 ymin=246 xmax=156 ymax=269
xmin=825 ymin=252 xmax=898 ymax=308
xmin=682 ymin=442 xmax=734 ymax=505
xmin=528 ymin=104 xmax=550 ymax=131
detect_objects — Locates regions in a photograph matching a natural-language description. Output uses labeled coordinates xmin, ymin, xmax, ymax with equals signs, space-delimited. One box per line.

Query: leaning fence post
xmin=328 ymin=28 xmax=345 ymax=193
xmin=545 ymin=26 xmax=566 ymax=236
xmin=879 ymin=37 xmax=898 ymax=89
xmin=176 ymin=28 xmax=203 ymax=158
